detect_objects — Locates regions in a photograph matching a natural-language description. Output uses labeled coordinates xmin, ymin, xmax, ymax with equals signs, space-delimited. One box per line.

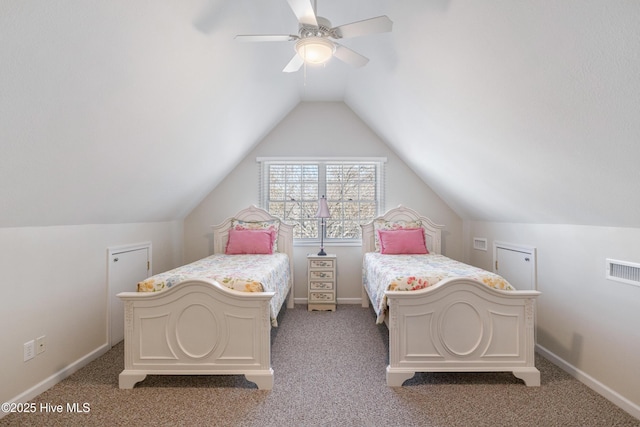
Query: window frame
xmin=258 ymin=157 xmax=386 ymax=246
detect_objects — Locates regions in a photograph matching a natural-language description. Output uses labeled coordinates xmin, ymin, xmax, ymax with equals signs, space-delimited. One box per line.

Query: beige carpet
xmin=2 ymin=305 xmax=638 ymax=426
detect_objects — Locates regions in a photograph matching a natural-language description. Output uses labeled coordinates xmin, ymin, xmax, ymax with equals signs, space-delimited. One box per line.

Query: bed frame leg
xmin=386 ymin=367 xmax=415 ymax=387
xmin=286 ymin=287 xmax=294 ymax=309
xmin=119 ymin=371 xmax=147 ymax=389
xmin=245 ymin=369 xmax=274 ymax=390
xmin=361 ymin=286 xmax=369 ymax=308
xmin=513 ymin=368 xmax=541 ymax=386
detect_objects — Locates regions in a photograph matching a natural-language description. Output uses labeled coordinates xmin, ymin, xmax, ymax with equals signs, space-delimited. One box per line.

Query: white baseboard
xmin=536 ymin=344 xmax=640 ymax=420
xmin=337 ymin=298 xmax=362 ymax=305
xmin=293 ymin=297 xmax=364 ymax=305
xmin=1 ymin=343 xmax=110 ymax=420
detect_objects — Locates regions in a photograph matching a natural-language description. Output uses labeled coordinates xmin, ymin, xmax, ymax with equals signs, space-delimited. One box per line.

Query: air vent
xmin=606 ymin=259 xmax=640 ymax=287
xmin=473 ymin=238 xmax=488 ymax=251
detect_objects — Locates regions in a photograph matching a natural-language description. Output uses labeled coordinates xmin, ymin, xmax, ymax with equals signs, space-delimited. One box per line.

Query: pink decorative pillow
xmin=373 ymin=219 xmax=423 ymax=252
xmin=225 ymin=229 xmax=275 ymax=255
xmin=231 ymin=219 xmax=280 ymax=251
xmin=377 ymin=228 xmax=428 ymax=254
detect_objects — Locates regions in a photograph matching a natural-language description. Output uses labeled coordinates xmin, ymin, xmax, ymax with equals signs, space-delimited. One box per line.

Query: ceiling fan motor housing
xmin=299 ymin=16 xmax=340 ymax=39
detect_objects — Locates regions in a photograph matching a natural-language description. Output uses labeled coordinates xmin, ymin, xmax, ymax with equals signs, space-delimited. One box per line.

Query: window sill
xmin=294 ymin=240 xmax=363 ymax=248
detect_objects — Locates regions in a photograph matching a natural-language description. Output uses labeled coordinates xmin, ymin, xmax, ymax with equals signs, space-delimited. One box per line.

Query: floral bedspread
xmin=137 ymin=253 xmax=290 ymax=326
xmin=363 ymin=253 xmax=515 ymax=323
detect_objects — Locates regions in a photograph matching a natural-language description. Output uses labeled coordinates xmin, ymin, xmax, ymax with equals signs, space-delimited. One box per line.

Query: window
xmin=258 ymin=158 xmax=386 ymax=241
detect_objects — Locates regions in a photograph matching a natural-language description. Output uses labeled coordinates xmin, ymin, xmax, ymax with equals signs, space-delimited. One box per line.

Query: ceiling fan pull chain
xmin=303 ymin=59 xmax=307 ymax=87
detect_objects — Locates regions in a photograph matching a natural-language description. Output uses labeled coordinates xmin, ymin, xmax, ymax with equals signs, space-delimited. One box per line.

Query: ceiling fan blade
xmin=286 ymin=0 xmax=318 ymax=26
xmin=235 ymin=34 xmax=297 ymax=42
xmin=283 ymin=54 xmax=304 ymax=73
xmin=333 ymin=16 xmax=393 ymax=39
xmin=333 ymin=43 xmax=369 ymax=68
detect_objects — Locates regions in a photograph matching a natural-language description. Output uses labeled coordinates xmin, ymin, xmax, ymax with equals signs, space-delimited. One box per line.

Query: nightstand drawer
xmin=310 ymin=259 xmax=334 ymax=269
xmin=310 ymin=270 xmax=334 ymax=280
xmin=309 ymin=292 xmax=335 ymax=303
xmin=310 ymin=281 xmax=334 ymax=291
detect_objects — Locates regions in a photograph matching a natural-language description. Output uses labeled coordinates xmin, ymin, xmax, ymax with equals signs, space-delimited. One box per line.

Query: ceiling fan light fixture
xmin=295 ymin=37 xmax=335 ymax=64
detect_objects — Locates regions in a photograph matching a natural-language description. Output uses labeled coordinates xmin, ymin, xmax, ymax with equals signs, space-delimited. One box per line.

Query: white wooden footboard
xmin=118 ymin=279 xmax=275 ymax=390
xmin=385 ymin=278 xmax=540 ymax=387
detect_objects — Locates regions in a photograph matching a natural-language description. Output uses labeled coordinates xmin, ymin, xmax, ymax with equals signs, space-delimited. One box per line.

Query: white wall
xmin=184 ymin=101 xmax=462 ymax=302
xmin=0 ymin=221 xmax=183 ymax=406
xmin=465 ymin=221 xmax=640 ymax=417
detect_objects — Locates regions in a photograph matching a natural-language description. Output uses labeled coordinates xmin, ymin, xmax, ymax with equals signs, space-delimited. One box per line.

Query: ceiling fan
xmin=235 ymin=0 xmax=393 ymax=72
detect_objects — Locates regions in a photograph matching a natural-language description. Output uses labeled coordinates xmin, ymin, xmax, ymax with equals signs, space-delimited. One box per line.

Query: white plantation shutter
xmin=258 ymin=158 xmax=385 ymax=241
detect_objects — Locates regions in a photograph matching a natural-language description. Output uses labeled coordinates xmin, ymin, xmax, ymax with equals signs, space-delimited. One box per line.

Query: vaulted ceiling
xmin=2 ymin=0 xmax=639 ymax=228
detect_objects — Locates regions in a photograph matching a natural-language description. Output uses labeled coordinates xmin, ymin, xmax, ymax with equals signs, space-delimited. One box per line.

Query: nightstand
xmin=307 ymin=253 xmax=337 ymax=311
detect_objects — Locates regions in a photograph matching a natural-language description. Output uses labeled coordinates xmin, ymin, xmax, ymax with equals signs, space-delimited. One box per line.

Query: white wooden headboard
xmin=360 ymin=205 xmax=444 ymax=255
xmin=211 ymin=205 xmax=295 ymax=280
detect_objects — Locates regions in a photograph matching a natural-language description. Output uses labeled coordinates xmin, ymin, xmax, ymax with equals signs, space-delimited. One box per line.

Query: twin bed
xmin=118 ymin=205 xmax=540 ymax=390
xmin=117 ymin=206 xmax=294 ymax=390
xmin=361 ymin=205 xmax=541 ymax=387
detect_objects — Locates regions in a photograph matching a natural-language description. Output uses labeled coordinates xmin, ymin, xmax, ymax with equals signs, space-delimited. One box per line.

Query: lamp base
xmin=317 ymin=248 xmax=327 ymax=256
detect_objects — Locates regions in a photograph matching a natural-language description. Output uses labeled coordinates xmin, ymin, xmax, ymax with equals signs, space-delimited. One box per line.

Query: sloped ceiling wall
xmin=2 ymin=0 xmax=639 ymax=228
xmin=347 ymin=1 xmax=640 ymax=227
xmin=1 ymin=0 xmax=301 ymax=226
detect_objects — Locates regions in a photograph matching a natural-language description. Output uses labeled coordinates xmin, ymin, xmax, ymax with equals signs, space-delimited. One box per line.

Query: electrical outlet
xmin=24 ymin=340 xmax=35 ymax=361
xmin=36 ymin=335 xmax=46 ymax=354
